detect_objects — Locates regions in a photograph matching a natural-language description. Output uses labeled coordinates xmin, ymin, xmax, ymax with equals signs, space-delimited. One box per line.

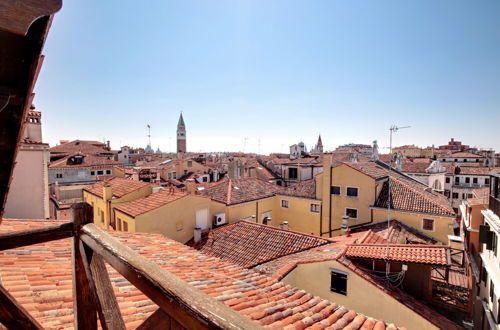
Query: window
xmin=90 ymin=171 xmax=95 ymax=176
xmin=476 ymin=159 xmax=480 ymax=162
xmin=452 ymin=192 xmax=459 ymax=199
xmin=345 ymin=208 xmax=357 ymax=219
xmin=455 ymin=177 xmax=459 ymax=184
xmin=468 ymin=193 xmax=473 ymax=198
xmin=454 ymin=159 xmax=458 ymax=162
xmin=490 ymin=280 xmax=495 ymax=303
xmin=117 ymin=219 xmax=122 ymax=231
xmin=56 ymin=173 xmax=63 ymax=179
xmin=281 ymin=200 xmax=289 ymax=208
xmin=97 ymin=170 xmax=104 ymax=175
xmin=310 ymin=204 xmax=320 ymax=213
xmin=473 ymin=177 xmax=478 ymax=184
xmin=331 ymin=186 xmax=341 ymax=195
xmin=330 ymin=270 xmax=347 ymax=295
xmin=423 ymin=218 xmax=434 ymax=231
xmin=445 ymin=177 xmax=450 ymax=183
xmin=123 ymin=221 xmax=128 ymax=231
xmin=288 ymin=168 xmax=298 ymax=179
xmin=464 ymin=159 xmax=468 ymax=163
xmin=203 ymin=177 xmax=208 ymax=182
xmin=465 ymin=177 xmax=470 ymax=184
xmin=184 ymin=170 xmax=188 ymax=175
xmin=486 ymin=178 xmax=490 ymax=185
xmin=187 ymin=161 xmax=193 ymax=167
xmin=171 ymin=172 xmax=177 ymax=179
xmin=101 ymin=211 xmax=105 ymax=224
xmin=106 ymin=170 xmax=111 ymax=175
xmin=346 ymin=187 xmax=358 ymax=197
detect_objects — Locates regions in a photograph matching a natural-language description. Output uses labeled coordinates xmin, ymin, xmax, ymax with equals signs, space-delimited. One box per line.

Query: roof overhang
xmin=0 ymin=1 xmax=62 ymax=220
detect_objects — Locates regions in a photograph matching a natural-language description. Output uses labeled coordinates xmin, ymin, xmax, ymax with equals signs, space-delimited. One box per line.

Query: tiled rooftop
xmin=345 ymin=244 xmax=449 ymax=266
xmin=281 ymin=179 xmax=317 ymax=199
xmin=83 ymin=177 xmax=150 ymax=198
xmin=449 ymin=152 xmax=484 ymax=158
xmin=456 ymin=166 xmax=500 ymax=175
xmin=114 ymin=189 xmax=188 ymax=217
xmin=49 ymin=154 xmax=123 ymax=168
xmin=199 ymin=220 xmax=330 ymax=268
xmin=49 ymin=140 xmax=111 ymax=156
xmin=350 ymin=220 xmax=438 ymax=245
xmin=200 ymin=177 xmax=283 ymax=205
xmin=0 ymin=220 xmax=401 ymax=330
xmin=374 ymin=176 xmax=455 ymax=217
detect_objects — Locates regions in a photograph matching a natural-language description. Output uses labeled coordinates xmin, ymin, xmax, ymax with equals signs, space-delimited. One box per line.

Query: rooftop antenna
xmin=243 ymin=137 xmax=248 ymax=153
xmin=386 ymin=125 xmax=410 ymax=276
xmin=258 ymin=138 xmax=261 ymax=155
xmin=147 ymin=124 xmax=151 ymax=146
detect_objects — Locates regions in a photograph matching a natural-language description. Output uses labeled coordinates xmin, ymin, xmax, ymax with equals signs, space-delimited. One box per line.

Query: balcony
xmin=453 ymin=182 xmax=486 ymax=188
xmin=490 ymin=195 xmax=500 ymax=218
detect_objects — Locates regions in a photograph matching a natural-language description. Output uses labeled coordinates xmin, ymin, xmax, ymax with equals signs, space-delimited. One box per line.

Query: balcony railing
xmin=453 ymin=183 xmax=486 ymax=188
xmin=0 ymin=203 xmax=260 ymax=330
xmin=490 ymin=195 xmax=500 ymax=218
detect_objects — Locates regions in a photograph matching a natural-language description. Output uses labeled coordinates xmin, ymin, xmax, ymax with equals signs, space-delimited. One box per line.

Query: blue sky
xmin=35 ymin=0 xmax=500 ymax=154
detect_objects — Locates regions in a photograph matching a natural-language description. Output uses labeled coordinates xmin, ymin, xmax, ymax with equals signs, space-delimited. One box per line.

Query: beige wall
xmin=282 ymin=260 xmax=438 ymax=330
xmin=372 ymin=208 xmax=453 ymax=243
xmin=4 ymin=146 xmax=49 ymax=219
xmin=83 ymin=185 xmax=152 ymax=229
xmin=272 ymin=195 xmax=322 ymax=236
xmin=115 ymin=195 xmax=212 ymax=243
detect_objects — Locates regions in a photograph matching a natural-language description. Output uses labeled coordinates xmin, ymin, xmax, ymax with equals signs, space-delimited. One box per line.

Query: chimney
xmin=372 ymin=140 xmax=379 ymax=161
xmin=280 ymin=221 xmax=289 ymax=230
xmin=185 ymin=179 xmax=196 ymax=194
xmin=103 ymin=182 xmax=112 ymax=201
xmin=395 ymin=153 xmax=402 ymax=171
xmin=194 ymin=227 xmax=202 ymax=243
xmin=349 ymin=153 xmax=358 ymax=163
xmin=341 ymin=216 xmax=349 ymax=235
xmin=106 ymin=140 xmax=111 ymax=150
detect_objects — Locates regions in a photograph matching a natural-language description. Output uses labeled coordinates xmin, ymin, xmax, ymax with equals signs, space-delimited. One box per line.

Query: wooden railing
xmin=0 ymin=203 xmax=261 ymax=330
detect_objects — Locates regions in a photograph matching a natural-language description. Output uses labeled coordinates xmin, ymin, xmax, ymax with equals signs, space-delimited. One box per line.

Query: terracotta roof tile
xmin=0 ymin=220 xmax=400 ymax=330
xmin=199 ymin=220 xmax=330 ymax=268
xmin=200 ymin=177 xmax=284 ymax=205
xmin=280 ymin=179 xmax=317 ymax=199
xmin=49 ymin=140 xmax=111 ymax=156
xmin=83 ymin=177 xmax=150 ymax=198
xmin=49 ymin=154 xmax=123 ymax=169
xmin=114 ymin=190 xmax=188 ymax=217
xmin=345 ymin=244 xmax=449 ymax=266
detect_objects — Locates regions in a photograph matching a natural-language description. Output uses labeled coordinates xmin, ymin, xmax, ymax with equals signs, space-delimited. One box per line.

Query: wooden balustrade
xmin=0 ymin=202 xmax=261 ymax=330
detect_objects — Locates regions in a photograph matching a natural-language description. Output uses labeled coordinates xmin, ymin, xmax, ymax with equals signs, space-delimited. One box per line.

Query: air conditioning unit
xmin=213 ymin=213 xmax=226 ymax=227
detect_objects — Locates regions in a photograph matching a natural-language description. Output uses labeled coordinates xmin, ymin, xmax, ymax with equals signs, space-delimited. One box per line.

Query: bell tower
xmin=176 ymin=112 xmax=186 ymax=158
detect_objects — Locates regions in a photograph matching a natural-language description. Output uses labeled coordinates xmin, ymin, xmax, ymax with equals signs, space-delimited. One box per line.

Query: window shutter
xmin=480 ymin=225 xmax=490 ymax=244
xmin=487 ymin=231 xmax=494 ymax=251
xmin=330 ymin=271 xmax=347 ymax=295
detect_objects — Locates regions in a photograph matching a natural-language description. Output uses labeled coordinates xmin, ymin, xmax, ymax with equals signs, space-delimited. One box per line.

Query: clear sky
xmin=35 ymin=0 xmax=500 ymax=154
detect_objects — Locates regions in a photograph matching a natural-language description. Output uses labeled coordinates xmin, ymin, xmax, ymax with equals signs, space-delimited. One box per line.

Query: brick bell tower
xmin=176 ymin=112 xmax=186 ymax=158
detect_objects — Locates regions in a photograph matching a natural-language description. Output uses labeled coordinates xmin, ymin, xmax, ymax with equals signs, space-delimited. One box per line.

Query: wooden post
xmin=72 ymin=202 xmax=97 ymax=330
xmin=0 ymin=284 xmax=43 ymax=330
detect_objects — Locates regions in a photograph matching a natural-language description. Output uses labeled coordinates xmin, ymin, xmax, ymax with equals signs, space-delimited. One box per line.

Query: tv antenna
xmin=147 ymin=124 xmax=151 ymax=146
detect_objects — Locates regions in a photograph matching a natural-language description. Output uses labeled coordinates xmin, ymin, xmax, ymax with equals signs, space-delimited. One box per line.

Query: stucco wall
xmin=4 ymin=147 xmax=49 ymax=219
xmin=282 ymin=260 xmax=438 ymax=330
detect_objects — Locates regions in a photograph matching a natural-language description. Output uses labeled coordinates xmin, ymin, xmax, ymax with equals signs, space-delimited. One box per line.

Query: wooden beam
xmin=80 ymin=223 xmax=261 ymax=330
xmin=0 ymin=284 xmax=43 ymax=330
xmin=136 ymin=308 xmax=172 ymax=330
xmin=0 ymin=0 xmax=62 ymax=35
xmin=0 ymin=222 xmax=73 ymax=251
xmin=80 ymin=241 xmax=125 ymax=330
xmin=72 ymin=203 xmax=97 ymax=330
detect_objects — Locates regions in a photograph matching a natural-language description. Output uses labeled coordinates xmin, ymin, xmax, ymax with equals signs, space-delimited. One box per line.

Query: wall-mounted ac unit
xmin=213 ymin=213 xmax=226 ymax=227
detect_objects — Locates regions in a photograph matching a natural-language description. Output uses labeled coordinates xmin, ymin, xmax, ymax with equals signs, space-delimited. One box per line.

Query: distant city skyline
xmin=34 ymin=1 xmax=500 ymax=154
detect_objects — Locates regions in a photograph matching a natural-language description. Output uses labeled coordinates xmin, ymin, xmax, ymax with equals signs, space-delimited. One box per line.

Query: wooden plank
xmin=72 ymin=203 xmax=97 ymax=330
xmin=80 ymin=241 xmax=125 ymax=330
xmin=136 ymin=308 xmax=171 ymax=330
xmin=0 ymin=284 xmax=43 ymax=330
xmin=80 ymin=223 xmax=261 ymax=330
xmin=0 ymin=222 xmax=73 ymax=251
xmin=0 ymin=0 xmax=62 ymax=35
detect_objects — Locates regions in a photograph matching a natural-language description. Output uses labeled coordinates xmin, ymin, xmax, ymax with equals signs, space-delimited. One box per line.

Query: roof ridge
xmin=239 ymin=220 xmax=330 ymax=242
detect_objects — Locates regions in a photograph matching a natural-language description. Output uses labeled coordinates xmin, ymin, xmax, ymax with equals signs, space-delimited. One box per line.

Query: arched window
xmin=432 ymin=179 xmax=442 ymax=191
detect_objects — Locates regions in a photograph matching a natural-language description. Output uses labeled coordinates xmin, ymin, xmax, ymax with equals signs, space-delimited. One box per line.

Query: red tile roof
xmin=114 ymin=190 xmax=188 ymax=217
xmin=200 ymin=177 xmax=283 ymax=205
xmin=345 ymin=244 xmax=449 ymax=266
xmin=49 ymin=140 xmax=111 ymax=156
xmin=83 ymin=177 xmax=150 ymax=198
xmin=0 ymin=220 xmax=401 ymax=329
xmin=281 ymin=179 xmax=317 ymax=199
xmin=199 ymin=220 xmax=330 ymax=268
xmin=49 ymin=154 xmax=123 ymax=168
xmin=374 ymin=176 xmax=455 ymax=216
xmin=456 ymin=166 xmax=500 ymax=175
xmin=449 ymin=152 xmax=484 ymax=158
xmin=350 ymin=220 xmax=438 ymax=245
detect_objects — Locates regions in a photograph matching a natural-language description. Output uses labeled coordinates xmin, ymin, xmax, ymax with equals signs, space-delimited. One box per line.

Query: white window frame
xmin=345 ymin=208 xmax=358 ymax=219
xmin=422 ymin=218 xmax=435 ymax=232
xmin=281 ymin=199 xmax=289 ymax=208
xmin=346 ymin=186 xmax=359 ymax=198
xmin=310 ymin=203 xmax=320 ymax=213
